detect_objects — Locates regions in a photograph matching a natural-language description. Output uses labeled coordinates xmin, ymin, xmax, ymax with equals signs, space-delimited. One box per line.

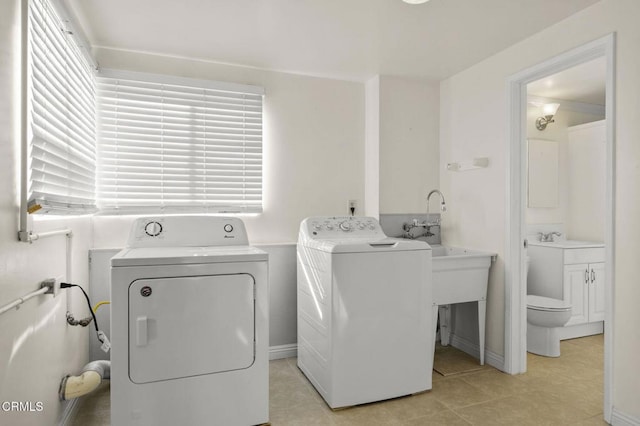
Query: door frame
xmin=504 ymin=33 xmax=615 ymax=422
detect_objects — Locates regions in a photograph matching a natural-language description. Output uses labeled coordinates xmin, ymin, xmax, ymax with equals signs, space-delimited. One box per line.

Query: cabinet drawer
xmin=564 ymin=248 xmax=604 ymax=264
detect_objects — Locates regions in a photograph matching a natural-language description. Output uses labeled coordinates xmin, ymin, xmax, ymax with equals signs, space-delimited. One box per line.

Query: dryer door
xmin=128 ymin=274 xmax=255 ymax=384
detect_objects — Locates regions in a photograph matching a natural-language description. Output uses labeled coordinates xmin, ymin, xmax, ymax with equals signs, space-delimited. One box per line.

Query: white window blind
xmin=27 ymin=0 xmax=96 ymax=214
xmin=96 ymin=70 xmax=264 ymax=214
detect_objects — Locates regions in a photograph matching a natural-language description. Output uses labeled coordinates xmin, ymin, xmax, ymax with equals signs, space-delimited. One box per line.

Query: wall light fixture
xmin=535 ymin=103 xmax=560 ymax=131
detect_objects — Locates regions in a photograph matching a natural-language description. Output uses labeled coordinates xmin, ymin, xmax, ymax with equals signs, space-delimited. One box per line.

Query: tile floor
xmin=71 ymin=334 xmax=606 ymax=425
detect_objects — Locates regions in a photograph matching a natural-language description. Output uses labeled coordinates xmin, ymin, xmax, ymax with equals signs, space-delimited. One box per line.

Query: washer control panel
xmin=127 ymin=216 xmax=249 ymax=248
xmin=301 ymin=216 xmax=385 ymax=239
xmin=144 ymin=221 xmax=163 ymax=237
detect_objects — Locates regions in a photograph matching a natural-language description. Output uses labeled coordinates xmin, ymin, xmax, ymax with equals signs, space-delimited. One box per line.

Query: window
xmin=27 ymin=0 xmax=96 ymax=214
xmin=96 ymin=70 xmax=264 ymax=214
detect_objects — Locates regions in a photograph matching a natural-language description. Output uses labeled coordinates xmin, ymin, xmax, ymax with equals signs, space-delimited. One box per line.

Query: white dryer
xmin=297 ymin=216 xmax=433 ymax=409
xmin=110 ymin=216 xmax=268 ymax=426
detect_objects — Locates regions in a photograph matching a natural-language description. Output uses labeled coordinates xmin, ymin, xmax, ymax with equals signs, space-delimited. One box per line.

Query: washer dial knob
xmin=144 ymin=221 xmax=163 ymax=237
xmin=339 ymin=221 xmax=351 ymax=232
xmin=223 ymin=224 xmax=234 ymax=233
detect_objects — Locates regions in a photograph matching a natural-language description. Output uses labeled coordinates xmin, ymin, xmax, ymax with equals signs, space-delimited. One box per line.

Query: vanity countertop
xmin=528 ymin=239 xmax=604 ymax=249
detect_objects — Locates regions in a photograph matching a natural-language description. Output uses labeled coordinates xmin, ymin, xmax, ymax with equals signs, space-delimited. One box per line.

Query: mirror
xmin=527 ymin=138 xmax=559 ymax=208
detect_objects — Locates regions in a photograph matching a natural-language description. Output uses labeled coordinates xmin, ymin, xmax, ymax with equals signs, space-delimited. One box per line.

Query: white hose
xmin=59 ymin=360 xmax=111 ymax=401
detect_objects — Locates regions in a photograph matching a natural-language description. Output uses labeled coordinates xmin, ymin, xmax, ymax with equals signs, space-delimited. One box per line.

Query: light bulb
xmin=542 ymin=103 xmax=560 ymax=116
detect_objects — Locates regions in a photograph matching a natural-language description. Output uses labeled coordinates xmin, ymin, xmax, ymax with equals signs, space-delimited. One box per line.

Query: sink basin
xmin=428 ymin=245 xmax=496 ymax=366
xmin=431 ymin=245 xmax=495 ymax=305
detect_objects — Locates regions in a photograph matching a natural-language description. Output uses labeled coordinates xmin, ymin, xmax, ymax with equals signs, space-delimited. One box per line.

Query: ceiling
xmin=527 ymin=57 xmax=606 ymax=105
xmin=64 ymin=0 xmax=601 ymax=82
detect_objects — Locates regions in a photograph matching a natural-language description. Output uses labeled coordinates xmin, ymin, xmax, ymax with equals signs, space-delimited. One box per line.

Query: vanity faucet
xmin=538 ymin=231 xmax=562 ymax=242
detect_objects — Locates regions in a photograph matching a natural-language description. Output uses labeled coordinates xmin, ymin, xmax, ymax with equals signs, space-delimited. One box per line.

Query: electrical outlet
xmin=41 ymin=276 xmax=62 ymax=297
xmin=41 ymin=278 xmax=56 ymax=296
xmin=348 ymin=200 xmax=357 ymax=216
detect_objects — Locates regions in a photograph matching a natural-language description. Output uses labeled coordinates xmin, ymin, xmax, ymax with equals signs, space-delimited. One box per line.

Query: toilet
xmin=526 ymin=256 xmax=572 ymax=357
xmin=526 ymin=295 xmax=572 ymax=357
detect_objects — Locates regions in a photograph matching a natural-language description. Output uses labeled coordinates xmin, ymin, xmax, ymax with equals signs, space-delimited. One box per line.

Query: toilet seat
xmin=527 ymin=295 xmax=571 ymax=312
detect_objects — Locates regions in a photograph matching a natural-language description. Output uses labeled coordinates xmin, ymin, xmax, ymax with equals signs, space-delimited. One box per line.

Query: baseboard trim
xmin=59 ymin=398 xmax=81 ymax=426
xmin=269 ymin=343 xmax=298 ymax=360
xmin=611 ymin=407 xmax=640 ymax=426
xmin=450 ymin=334 xmax=505 ymax=372
xmin=558 ymin=321 xmax=603 ymax=341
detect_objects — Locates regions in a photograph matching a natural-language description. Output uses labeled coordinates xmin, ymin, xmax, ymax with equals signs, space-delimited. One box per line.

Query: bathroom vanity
xmin=528 ymin=240 xmax=605 ymax=339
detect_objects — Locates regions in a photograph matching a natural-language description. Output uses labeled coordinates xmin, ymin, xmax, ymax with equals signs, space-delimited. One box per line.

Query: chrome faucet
xmin=402 ymin=219 xmax=434 ymax=238
xmin=426 ymin=189 xmax=447 ymax=226
xmin=538 ymin=231 xmax=562 ymax=242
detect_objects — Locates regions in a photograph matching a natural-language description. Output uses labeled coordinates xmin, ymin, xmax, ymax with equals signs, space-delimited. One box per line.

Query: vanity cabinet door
xmin=588 ymin=262 xmax=606 ymax=322
xmin=563 ymin=263 xmax=589 ymax=326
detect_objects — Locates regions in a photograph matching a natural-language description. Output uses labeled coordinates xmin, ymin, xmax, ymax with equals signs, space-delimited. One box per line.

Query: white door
xmin=589 ymin=262 xmax=606 ymax=322
xmin=128 ymin=274 xmax=255 ymax=384
xmin=563 ymin=264 xmax=589 ymax=326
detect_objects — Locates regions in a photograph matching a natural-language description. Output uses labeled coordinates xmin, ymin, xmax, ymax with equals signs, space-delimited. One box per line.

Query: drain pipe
xmin=59 ymin=360 xmax=111 ymax=401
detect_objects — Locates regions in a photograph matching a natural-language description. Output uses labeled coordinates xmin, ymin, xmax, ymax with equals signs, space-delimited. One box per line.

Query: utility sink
xmin=430 ymin=245 xmax=495 ymax=365
xmin=431 ymin=245 xmax=495 ymax=305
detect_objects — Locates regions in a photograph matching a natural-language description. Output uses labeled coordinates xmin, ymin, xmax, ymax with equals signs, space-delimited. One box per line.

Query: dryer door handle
xmin=136 ymin=316 xmax=148 ymax=346
xmin=369 ymin=243 xmax=397 ymax=248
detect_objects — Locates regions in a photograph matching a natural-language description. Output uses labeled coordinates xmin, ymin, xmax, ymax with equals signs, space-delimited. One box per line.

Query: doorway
xmin=505 ymin=34 xmax=615 ymax=422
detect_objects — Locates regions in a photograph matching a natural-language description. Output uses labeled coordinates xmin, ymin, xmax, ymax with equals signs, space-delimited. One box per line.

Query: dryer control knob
xmin=339 ymin=221 xmax=351 ymax=232
xmin=144 ymin=221 xmax=163 ymax=237
xmin=223 ymin=224 xmax=234 ymax=233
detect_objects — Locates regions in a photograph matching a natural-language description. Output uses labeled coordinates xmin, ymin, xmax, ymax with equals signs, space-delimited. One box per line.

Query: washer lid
xmin=527 ymin=295 xmax=572 ymax=311
xmin=303 ymin=237 xmax=431 ymax=253
xmin=111 ymin=246 xmax=267 ymax=267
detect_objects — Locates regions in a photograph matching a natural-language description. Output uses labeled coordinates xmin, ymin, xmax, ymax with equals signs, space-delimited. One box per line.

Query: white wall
xmin=378 ymin=76 xmax=440 ymax=214
xmin=525 ymin=107 xmax=604 ymax=227
xmin=1 ymin=4 xmax=92 ymax=425
xmin=566 ymin=120 xmax=606 ymax=242
xmin=91 ymin=47 xmax=365 ymax=247
xmin=364 ymin=76 xmax=380 ymax=218
xmin=440 ymin=0 xmax=640 ymax=419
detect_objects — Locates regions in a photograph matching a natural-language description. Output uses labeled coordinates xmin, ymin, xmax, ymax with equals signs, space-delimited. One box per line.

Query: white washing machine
xmin=297 ymin=216 xmax=433 ymax=409
xmin=110 ymin=216 xmax=268 ymax=426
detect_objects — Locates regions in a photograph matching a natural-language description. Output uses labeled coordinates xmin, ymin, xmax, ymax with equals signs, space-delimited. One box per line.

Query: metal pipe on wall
xmin=0 ymin=286 xmax=50 ymax=317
